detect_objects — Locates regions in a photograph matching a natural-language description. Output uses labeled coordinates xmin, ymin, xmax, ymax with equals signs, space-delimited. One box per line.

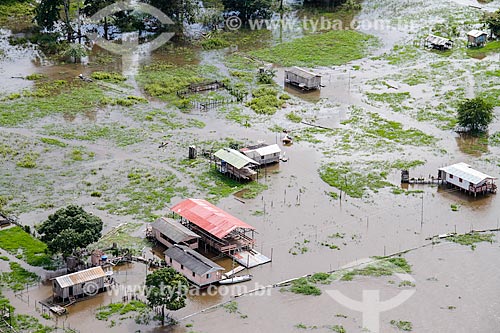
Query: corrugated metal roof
xmin=55 ymin=266 xmax=106 ymax=289
xmin=214 ymin=148 xmax=259 ymax=169
xmin=165 ymin=244 xmax=223 ymax=275
xmin=171 ymin=198 xmax=255 ymax=239
xmin=425 ymin=34 xmax=453 ymax=46
xmin=285 ymin=66 xmax=321 ymax=79
xmin=252 ymin=144 xmax=281 ymax=156
xmin=151 ymin=217 xmax=200 ymax=243
xmin=468 ymin=30 xmax=487 ymax=38
xmin=439 ymin=162 xmax=496 ymax=185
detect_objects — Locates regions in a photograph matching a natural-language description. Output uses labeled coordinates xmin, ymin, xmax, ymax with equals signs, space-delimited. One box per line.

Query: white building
xmin=438 ymin=162 xmax=497 ymax=196
xmin=241 ymin=143 xmax=281 ymax=165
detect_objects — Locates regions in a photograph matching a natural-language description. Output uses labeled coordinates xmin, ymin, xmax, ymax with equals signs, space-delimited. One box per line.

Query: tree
xmin=257 ymin=68 xmax=276 ymax=84
xmin=145 ymin=268 xmax=188 ymax=326
xmin=145 ymin=0 xmax=198 ymax=32
xmin=457 ymin=97 xmax=494 ymax=133
xmin=485 ymin=9 xmax=500 ymax=38
xmin=61 ymin=43 xmax=87 ymax=63
xmin=36 ymin=205 xmax=103 ymax=257
xmin=221 ymin=0 xmax=273 ymax=23
xmin=82 ymin=0 xmax=116 ymax=40
xmin=35 ymin=0 xmax=74 ymax=42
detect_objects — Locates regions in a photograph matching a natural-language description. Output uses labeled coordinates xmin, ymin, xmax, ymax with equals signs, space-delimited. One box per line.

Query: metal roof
xmin=425 ymin=34 xmax=453 ymax=46
xmin=151 ymin=217 xmax=200 ymax=243
xmin=439 ymin=162 xmax=496 ymax=185
xmin=55 ymin=266 xmax=106 ymax=289
xmin=285 ymin=66 xmax=321 ymax=79
xmin=467 ymin=30 xmax=487 ymax=38
xmin=251 ymin=144 xmax=281 ymax=156
xmin=171 ymin=198 xmax=256 ymax=239
xmin=214 ymin=148 xmax=259 ymax=169
xmin=164 ymin=244 xmax=223 ymax=275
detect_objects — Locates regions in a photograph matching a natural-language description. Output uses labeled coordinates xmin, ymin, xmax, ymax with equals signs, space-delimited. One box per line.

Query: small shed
xmin=150 ymin=217 xmax=200 ymax=249
xmin=241 ymin=143 xmax=281 ymax=165
xmin=424 ymin=34 xmax=453 ymax=50
xmin=213 ymin=148 xmax=259 ymax=181
xmin=52 ymin=266 xmax=109 ymax=301
xmin=164 ymin=244 xmax=224 ymax=287
xmin=284 ymin=67 xmax=322 ymax=90
xmin=438 ymin=162 xmax=497 ymax=196
xmin=467 ymin=30 xmax=488 ymax=47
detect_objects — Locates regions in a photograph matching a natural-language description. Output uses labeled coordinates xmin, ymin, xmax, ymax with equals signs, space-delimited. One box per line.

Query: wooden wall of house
xmin=443 ymin=172 xmax=471 ymax=190
xmin=165 ymin=255 xmax=222 ymax=287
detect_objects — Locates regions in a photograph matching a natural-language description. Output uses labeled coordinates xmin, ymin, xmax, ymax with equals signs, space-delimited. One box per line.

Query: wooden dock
xmin=405 ymin=178 xmax=444 ymax=185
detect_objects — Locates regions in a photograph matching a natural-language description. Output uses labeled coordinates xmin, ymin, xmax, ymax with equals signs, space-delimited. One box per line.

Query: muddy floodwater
xmin=1 ymin=0 xmax=500 ymax=332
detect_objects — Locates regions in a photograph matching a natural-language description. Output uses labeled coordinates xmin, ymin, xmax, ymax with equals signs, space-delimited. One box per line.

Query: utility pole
xmin=420 ymin=194 xmax=424 ymax=229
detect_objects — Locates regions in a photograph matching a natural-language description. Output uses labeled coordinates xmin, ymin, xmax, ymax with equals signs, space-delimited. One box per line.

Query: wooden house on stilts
xmin=213 ymin=148 xmax=259 ymax=181
xmin=171 ymin=198 xmax=271 ymax=268
xmin=438 ymin=162 xmax=497 ymax=196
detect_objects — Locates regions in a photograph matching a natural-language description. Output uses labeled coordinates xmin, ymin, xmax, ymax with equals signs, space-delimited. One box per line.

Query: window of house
xmin=192 ymin=272 xmax=195 ymax=277
xmin=169 ymin=257 xmax=172 ymax=264
xmin=459 ymin=178 xmax=463 ymax=182
xmin=206 ymin=273 xmax=211 ymax=279
xmin=181 ymin=264 xmax=184 ymax=270
xmin=261 ymin=156 xmax=264 ymax=159
xmin=449 ymin=174 xmax=453 ymax=179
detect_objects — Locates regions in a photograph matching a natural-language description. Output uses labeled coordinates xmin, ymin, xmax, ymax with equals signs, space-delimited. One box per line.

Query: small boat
xmin=282 ymin=135 xmax=293 ymax=145
xmin=50 ymin=305 xmax=68 ymax=315
xmin=219 ymin=274 xmax=252 ymax=285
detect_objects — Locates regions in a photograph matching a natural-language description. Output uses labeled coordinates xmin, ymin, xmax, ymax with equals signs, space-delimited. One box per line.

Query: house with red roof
xmin=171 ymin=198 xmax=270 ymax=268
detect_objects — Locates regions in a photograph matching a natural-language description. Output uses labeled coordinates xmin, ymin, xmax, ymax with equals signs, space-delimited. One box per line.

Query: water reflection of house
xmin=213 ymin=148 xmax=259 ymax=181
xmin=284 ymin=66 xmax=322 ymax=90
xmin=467 ymin=30 xmax=488 ymax=47
xmin=424 ymin=34 xmax=453 ymax=50
xmin=52 ymin=266 xmax=112 ymax=302
xmin=164 ymin=244 xmax=224 ymax=287
xmin=171 ymin=198 xmax=270 ymax=268
xmin=240 ymin=143 xmax=281 ymax=165
xmin=149 ymin=217 xmax=200 ymax=249
xmin=438 ymin=162 xmax=497 ymax=196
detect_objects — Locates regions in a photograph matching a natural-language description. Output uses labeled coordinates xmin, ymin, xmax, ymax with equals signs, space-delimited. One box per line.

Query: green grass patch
xmin=246 ymin=86 xmax=284 ymax=115
xmin=136 ymin=62 xmax=219 ymax=103
xmin=0 ymin=80 xmax=105 ymax=126
xmin=91 ymin=71 xmax=127 ymax=83
xmin=0 ymin=226 xmax=52 ymax=268
xmin=96 ymin=300 xmax=148 ymax=320
xmin=250 ymin=30 xmax=378 ymax=67
xmin=390 ymin=320 xmax=413 ymax=331
xmin=466 ymin=41 xmax=500 ymax=58
xmin=382 ymin=45 xmax=421 ymax=65
xmin=43 ymin=123 xmax=145 ymax=147
xmin=319 ymin=161 xmax=393 ymax=198
xmin=95 ymin=223 xmax=149 ymax=255
xmin=197 ymin=169 xmax=267 ymax=203
xmin=366 ymin=92 xmax=411 ymax=113
xmin=16 ymin=152 xmax=38 ymax=168
xmin=341 ymin=257 xmax=411 ymax=281
xmin=0 ymin=0 xmax=35 ymax=28
xmin=448 ymin=232 xmax=494 ymax=250
xmin=200 ymin=37 xmax=230 ymax=50
xmin=101 ymin=168 xmax=187 ymax=221
xmin=286 ymin=112 xmax=303 ymax=123
xmin=289 ymin=278 xmax=322 ymax=296
xmin=39 ymin=137 xmax=67 ymax=147
xmin=1 ymin=262 xmax=39 ymax=291
xmin=330 ymin=325 xmax=346 ymax=333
